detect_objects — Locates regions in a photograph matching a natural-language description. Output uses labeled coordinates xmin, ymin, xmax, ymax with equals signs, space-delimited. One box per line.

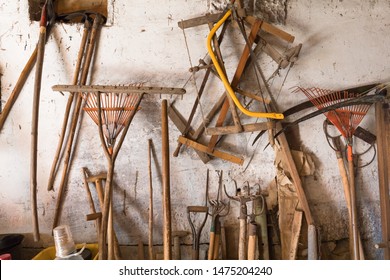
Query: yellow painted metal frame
xmin=206 ymin=10 xmax=284 ymax=120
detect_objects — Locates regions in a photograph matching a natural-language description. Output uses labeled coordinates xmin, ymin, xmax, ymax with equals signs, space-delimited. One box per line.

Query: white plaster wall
xmin=0 ymin=0 xmax=388 ymax=259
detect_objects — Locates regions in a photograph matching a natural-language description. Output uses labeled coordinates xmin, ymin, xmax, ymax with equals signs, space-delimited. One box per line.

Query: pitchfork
xmin=206 ymin=170 xmax=230 ymax=260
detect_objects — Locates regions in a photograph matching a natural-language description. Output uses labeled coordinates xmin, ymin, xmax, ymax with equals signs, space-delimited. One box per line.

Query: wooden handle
xmin=86 ymin=212 xmax=102 ymax=221
xmin=212 ymin=219 xmax=221 ymax=260
xmin=238 ymin=218 xmax=247 ymax=260
xmin=348 ymin=145 xmax=360 ymax=260
xmin=208 ymin=231 xmax=216 ymax=260
xmin=148 ymin=139 xmax=154 ymax=260
xmin=162 ymin=99 xmax=172 ymax=260
xmin=187 ymin=206 xmax=208 ymax=213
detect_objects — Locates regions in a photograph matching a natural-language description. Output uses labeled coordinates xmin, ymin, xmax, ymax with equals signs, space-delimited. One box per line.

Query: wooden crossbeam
xmin=206 ymin=121 xmax=274 ymax=136
xmin=178 ymin=13 xmax=224 ymax=29
xmin=52 ymin=85 xmax=186 ymax=95
xmin=178 ymin=136 xmax=244 ymax=165
xmin=244 ymin=16 xmax=295 ymax=43
xmin=168 ymin=104 xmax=210 ymax=163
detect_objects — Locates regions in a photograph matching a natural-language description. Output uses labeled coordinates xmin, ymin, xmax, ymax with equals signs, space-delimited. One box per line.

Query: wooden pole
xmin=52 ymin=14 xmax=103 ymax=230
xmin=247 ymin=222 xmax=257 ymax=260
xmin=47 ymin=20 xmax=91 ymax=191
xmin=348 ymin=144 xmax=360 ymax=260
xmin=308 ymin=224 xmax=318 ymax=260
xmin=148 ymin=139 xmax=154 ymax=260
xmin=162 ymin=99 xmax=172 ymax=260
xmin=375 ymin=102 xmax=390 ymax=260
xmin=30 ymin=3 xmax=48 ymax=242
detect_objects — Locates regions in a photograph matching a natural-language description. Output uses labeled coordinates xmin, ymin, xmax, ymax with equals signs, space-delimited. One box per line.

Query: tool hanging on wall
xmin=252 ymin=83 xmax=382 ymax=146
xmin=52 ymin=85 xmax=185 ymax=260
xmin=173 ymin=0 xmax=301 ymax=165
xmin=295 ymin=86 xmax=382 ymax=259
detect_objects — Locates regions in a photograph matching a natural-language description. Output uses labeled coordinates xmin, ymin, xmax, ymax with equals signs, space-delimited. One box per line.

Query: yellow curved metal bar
xmin=206 ymin=10 xmax=284 ymax=120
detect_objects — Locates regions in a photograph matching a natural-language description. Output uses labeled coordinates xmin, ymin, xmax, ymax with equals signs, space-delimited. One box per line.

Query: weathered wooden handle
xmin=187 ymin=206 xmax=208 ymax=213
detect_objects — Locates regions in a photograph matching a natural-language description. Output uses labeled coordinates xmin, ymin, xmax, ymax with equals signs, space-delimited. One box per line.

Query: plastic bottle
xmin=53 ymin=225 xmax=84 ymax=260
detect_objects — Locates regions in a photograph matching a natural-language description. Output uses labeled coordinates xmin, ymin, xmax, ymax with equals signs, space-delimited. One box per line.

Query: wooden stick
xmin=52 ymin=14 xmax=103 ymax=230
xmin=52 ymin=84 xmax=186 ymax=95
xmin=148 ymin=139 xmax=154 ymax=260
xmin=98 ymin=93 xmax=144 ymax=260
xmin=220 ymin=225 xmax=227 ymax=260
xmin=178 ymin=136 xmax=244 ymax=165
xmin=162 ymin=99 xmax=172 ymax=260
xmin=335 ymin=150 xmax=365 ymax=259
xmin=107 ymin=199 xmax=115 ymax=260
xmin=244 ymin=16 xmax=295 ymax=43
xmin=168 ymin=104 xmax=210 ymax=163
xmin=212 ymin=218 xmax=221 ymax=260
xmin=375 ymin=102 xmax=390 ymax=260
xmin=247 ymin=222 xmax=257 ymax=260
xmin=0 ymin=48 xmax=37 ymax=132
xmin=138 ymin=240 xmax=145 ymax=260
xmin=178 ymin=13 xmax=224 ymax=29
xmin=47 ymin=20 xmax=91 ymax=191
xmin=206 ymin=121 xmax=273 ymax=136
xmin=81 ymin=168 xmax=101 ymax=241
xmin=30 ymin=4 xmax=48 ymax=242
xmin=348 ymin=144 xmax=360 ymax=260
xmin=307 ymin=224 xmax=317 ymax=260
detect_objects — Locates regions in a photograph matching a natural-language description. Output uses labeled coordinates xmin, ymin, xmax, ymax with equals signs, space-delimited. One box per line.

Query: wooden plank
xmin=178 ymin=136 xmax=244 ymax=165
xmin=206 ymin=121 xmax=274 ymax=136
xmin=275 ymin=122 xmax=314 ymax=225
xmin=178 ymin=13 xmax=224 ymax=29
xmin=375 ymin=102 xmax=390 ymax=259
xmin=52 ymin=85 xmax=186 ymax=95
xmin=289 ymin=210 xmax=303 ymax=260
xmin=168 ymin=105 xmax=194 ymax=136
xmin=244 ymin=16 xmax=295 ymax=43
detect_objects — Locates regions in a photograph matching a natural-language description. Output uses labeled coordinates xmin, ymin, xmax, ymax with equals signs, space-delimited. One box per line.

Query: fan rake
xmin=52 ymin=84 xmax=185 ymax=259
xmin=293 ymin=86 xmax=376 ymax=260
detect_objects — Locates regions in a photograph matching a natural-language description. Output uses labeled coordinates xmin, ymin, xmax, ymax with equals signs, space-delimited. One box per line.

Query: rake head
xmin=83 ymin=92 xmax=142 ymax=150
xmin=293 ymin=87 xmax=372 ymax=138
